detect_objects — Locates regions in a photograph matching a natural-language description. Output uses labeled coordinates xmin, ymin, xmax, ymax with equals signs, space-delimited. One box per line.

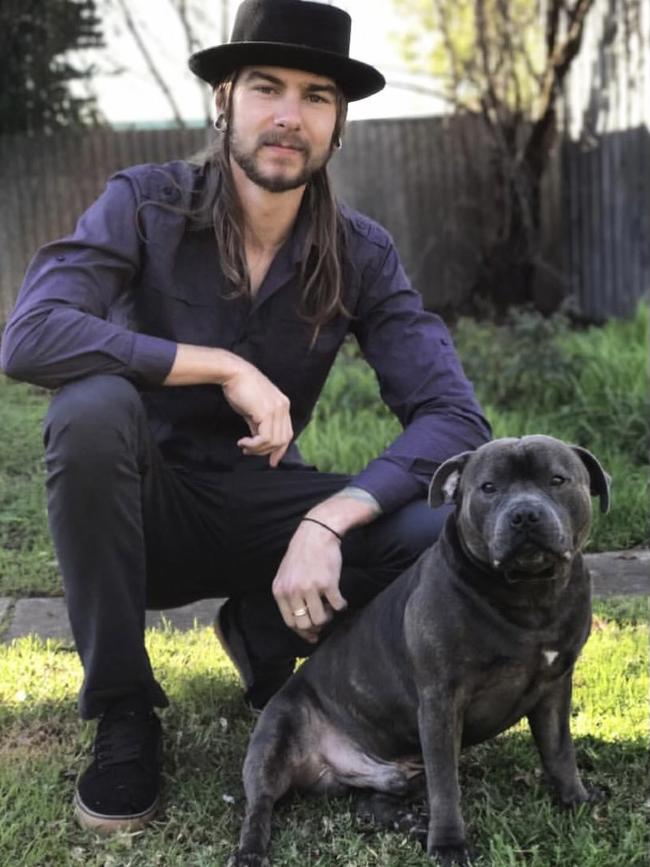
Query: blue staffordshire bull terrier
xmin=229 ymin=435 xmax=610 ymax=866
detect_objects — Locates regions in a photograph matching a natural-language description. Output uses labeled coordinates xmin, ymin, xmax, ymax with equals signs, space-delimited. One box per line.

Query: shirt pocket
xmin=135 ymin=280 xmax=222 ymax=345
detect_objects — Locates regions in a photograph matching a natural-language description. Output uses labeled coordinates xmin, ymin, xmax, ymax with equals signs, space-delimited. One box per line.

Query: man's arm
xmin=272 ymin=486 xmax=382 ymax=643
xmin=1 ymin=176 xmax=295 ymax=464
xmin=273 ymin=222 xmax=490 ymax=640
xmin=166 ymin=344 xmax=293 ymax=465
xmin=0 ymin=174 xmax=175 ymax=389
xmin=348 ymin=236 xmax=491 ymax=512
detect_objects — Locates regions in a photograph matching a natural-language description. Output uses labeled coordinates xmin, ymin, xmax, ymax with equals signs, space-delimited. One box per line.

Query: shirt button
xmin=55 ymin=255 xmax=66 ymax=261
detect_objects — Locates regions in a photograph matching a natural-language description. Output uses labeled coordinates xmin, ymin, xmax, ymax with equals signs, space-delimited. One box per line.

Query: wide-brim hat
xmin=189 ymin=0 xmax=385 ymax=102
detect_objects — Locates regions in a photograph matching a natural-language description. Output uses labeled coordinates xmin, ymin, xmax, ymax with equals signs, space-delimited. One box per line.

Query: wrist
xmin=164 ymin=344 xmax=247 ymax=387
xmin=299 ymin=516 xmax=343 ymax=542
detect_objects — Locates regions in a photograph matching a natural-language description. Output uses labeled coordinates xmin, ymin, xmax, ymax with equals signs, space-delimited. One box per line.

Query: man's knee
xmin=380 ymin=499 xmax=453 ymax=564
xmin=340 ymin=500 xmax=453 ymax=607
xmin=44 ymin=374 xmax=145 ymax=469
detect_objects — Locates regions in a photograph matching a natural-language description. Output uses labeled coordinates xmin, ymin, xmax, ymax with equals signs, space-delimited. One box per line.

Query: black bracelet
xmin=300 ymin=516 xmax=343 ymax=542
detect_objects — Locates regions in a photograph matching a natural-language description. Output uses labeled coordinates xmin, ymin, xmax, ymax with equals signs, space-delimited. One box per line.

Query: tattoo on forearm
xmin=335 ymin=486 xmax=383 ymax=515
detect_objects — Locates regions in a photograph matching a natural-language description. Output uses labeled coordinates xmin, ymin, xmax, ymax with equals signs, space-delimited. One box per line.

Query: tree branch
xmin=115 ymin=0 xmax=187 ymax=128
xmin=168 ymin=0 xmax=211 ymax=125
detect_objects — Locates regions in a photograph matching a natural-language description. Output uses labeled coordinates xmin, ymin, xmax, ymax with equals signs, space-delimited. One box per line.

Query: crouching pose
xmin=0 ymin=0 xmax=489 ymax=834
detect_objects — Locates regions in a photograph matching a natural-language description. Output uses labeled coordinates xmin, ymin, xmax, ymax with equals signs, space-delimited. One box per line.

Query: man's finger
xmin=275 ymin=595 xmax=296 ymax=630
xmin=304 ymin=590 xmax=330 ymax=627
xmin=269 ymin=441 xmax=289 ymax=467
xmin=324 ymin=586 xmax=348 ymax=613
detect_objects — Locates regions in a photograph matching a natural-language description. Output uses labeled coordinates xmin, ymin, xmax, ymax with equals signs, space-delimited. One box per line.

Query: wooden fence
xmin=0 ymin=113 xmax=648 ymax=324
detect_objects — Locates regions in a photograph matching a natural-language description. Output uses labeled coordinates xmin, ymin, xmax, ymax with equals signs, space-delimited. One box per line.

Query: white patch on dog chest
xmin=542 ymin=650 xmax=559 ymax=666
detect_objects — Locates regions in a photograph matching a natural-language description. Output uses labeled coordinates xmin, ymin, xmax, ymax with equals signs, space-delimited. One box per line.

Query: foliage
xmin=390 ymin=0 xmax=606 ymax=312
xmin=0 ymin=0 xmax=104 ymax=134
xmin=394 ymin=0 xmax=547 ymax=116
xmin=0 ymin=307 xmax=647 ymax=596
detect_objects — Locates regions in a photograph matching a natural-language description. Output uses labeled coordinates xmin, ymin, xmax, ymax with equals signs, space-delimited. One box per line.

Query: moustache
xmin=258 ymin=132 xmax=309 ymax=153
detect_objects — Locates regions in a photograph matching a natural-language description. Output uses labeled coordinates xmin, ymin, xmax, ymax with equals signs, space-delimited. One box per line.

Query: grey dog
xmin=228 ymin=435 xmax=610 ymax=866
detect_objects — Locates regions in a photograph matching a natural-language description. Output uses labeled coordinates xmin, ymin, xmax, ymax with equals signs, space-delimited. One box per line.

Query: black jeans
xmin=43 ymin=375 xmax=451 ymax=719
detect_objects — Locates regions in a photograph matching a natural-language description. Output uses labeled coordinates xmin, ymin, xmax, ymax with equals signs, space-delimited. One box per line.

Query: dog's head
xmin=429 ymin=435 xmax=610 ymax=583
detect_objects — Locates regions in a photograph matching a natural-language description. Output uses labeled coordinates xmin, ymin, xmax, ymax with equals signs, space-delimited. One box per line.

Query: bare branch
xmin=115 ymin=0 xmax=187 ymax=128
xmin=433 ymin=0 xmax=462 ymax=99
xmin=546 ymin=0 xmax=561 ymax=57
xmin=168 ymin=0 xmax=211 ymax=125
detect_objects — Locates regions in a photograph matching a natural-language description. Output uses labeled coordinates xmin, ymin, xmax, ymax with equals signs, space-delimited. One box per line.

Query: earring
xmin=214 ymin=113 xmax=228 ymax=132
xmin=334 ymin=136 xmax=342 ymax=150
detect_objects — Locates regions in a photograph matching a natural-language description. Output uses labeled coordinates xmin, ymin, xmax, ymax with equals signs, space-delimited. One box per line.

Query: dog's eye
xmin=481 ymin=482 xmax=496 ymax=493
xmin=550 ymin=475 xmax=567 ymax=486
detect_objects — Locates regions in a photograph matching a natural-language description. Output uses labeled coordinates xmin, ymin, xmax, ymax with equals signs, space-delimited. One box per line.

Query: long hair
xmin=188 ymin=74 xmax=350 ymax=331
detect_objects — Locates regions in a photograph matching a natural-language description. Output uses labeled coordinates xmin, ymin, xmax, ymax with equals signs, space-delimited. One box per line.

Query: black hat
xmin=189 ymin=0 xmax=386 ymax=102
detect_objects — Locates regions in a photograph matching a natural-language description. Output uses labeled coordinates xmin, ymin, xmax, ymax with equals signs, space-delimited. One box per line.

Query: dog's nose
xmin=508 ymin=504 xmax=542 ymax=529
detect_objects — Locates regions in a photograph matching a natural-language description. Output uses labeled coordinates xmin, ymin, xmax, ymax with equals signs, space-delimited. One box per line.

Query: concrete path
xmin=0 ymin=550 xmax=647 ymax=644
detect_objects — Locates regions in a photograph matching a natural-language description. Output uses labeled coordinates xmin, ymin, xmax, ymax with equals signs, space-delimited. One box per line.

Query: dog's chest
xmin=461 ymin=642 xmax=577 ymax=743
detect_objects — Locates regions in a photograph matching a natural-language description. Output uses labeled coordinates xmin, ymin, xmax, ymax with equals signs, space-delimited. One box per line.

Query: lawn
xmin=0 ymin=305 xmax=648 ymax=865
xmin=1 ymin=305 xmax=648 ymax=598
xmin=0 ymin=607 xmax=647 ymax=866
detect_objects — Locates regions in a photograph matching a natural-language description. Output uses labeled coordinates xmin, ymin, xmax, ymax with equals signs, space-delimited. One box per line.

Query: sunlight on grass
xmin=0 ymin=617 xmax=647 ymax=866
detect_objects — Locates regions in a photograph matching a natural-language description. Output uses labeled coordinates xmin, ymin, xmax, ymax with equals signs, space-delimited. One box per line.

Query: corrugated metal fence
xmin=0 ymin=113 xmax=648 ymax=323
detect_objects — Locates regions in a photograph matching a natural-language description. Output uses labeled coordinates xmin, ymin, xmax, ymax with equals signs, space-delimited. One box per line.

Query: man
xmin=1 ymin=0 xmax=490 ymax=836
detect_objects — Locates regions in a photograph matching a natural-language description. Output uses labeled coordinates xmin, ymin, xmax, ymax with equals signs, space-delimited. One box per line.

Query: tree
xmin=99 ymin=0 xmax=230 ymax=128
xmin=392 ymin=0 xmax=609 ymax=315
xmin=0 ymin=0 xmax=104 ymax=134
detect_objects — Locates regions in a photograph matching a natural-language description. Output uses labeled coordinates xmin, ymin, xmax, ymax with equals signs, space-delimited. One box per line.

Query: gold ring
xmin=292 ymin=607 xmax=308 ymax=618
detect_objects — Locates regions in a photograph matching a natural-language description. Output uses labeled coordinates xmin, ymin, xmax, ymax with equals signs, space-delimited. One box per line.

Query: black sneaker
xmin=213 ymin=599 xmax=295 ymax=713
xmin=74 ymin=695 xmax=162 ymax=833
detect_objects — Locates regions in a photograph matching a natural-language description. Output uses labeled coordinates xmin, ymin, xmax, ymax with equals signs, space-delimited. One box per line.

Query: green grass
xmin=0 ymin=308 xmax=647 ymax=864
xmin=0 ymin=305 xmax=648 ymax=597
xmin=0 ymin=613 xmax=647 ymax=866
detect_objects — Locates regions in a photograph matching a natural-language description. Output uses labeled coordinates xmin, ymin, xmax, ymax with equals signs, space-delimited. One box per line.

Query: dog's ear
xmin=571 ymin=445 xmax=611 ymax=514
xmin=428 ymin=451 xmax=474 ymax=508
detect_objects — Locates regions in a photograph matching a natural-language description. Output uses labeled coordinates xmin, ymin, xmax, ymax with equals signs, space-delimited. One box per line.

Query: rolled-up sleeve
xmin=350 ymin=236 xmax=491 ymax=513
xmin=0 ymin=174 xmax=177 ymax=389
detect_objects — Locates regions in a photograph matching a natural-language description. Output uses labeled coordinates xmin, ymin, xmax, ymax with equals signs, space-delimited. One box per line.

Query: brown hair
xmin=188 ymin=73 xmax=350 ymax=331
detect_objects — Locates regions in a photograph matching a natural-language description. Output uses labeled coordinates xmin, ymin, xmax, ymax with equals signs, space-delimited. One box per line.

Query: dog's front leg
xmin=418 ymin=684 xmax=471 ymax=866
xmin=527 ymin=671 xmax=597 ymax=806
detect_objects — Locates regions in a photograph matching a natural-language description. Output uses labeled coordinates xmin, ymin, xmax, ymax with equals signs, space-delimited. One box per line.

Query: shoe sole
xmin=74 ymin=790 xmax=160 ymax=834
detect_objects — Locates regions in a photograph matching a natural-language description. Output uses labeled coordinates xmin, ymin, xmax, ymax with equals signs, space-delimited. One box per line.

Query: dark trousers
xmin=43 ymin=375 xmax=450 ymax=719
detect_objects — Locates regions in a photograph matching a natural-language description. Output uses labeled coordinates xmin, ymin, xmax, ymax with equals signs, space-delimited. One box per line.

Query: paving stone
xmin=0 ymin=598 xmax=12 ymax=628
xmin=586 ymin=550 xmax=650 ymax=597
xmin=5 ymin=597 xmax=72 ymax=642
xmin=3 ymin=597 xmax=223 ymax=643
xmin=146 ymin=599 xmax=222 ymax=631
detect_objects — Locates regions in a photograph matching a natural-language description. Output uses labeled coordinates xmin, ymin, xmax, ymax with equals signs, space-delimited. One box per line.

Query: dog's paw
xmin=226 ymin=851 xmax=270 ymax=867
xmin=427 ymin=843 xmax=473 ymax=866
xmin=558 ymin=782 xmax=609 ymax=809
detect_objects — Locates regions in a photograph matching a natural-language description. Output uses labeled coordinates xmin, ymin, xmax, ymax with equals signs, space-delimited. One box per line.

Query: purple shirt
xmin=1 ymin=160 xmax=490 ymax=512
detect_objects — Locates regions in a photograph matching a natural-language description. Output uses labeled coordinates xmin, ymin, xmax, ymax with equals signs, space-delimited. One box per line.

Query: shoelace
xmin=94 ymin=711 xmax=153 ymax=770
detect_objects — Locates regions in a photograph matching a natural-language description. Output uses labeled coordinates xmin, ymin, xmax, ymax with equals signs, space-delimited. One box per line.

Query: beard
xmin=228 ymin=127 xmax=333 ymax=193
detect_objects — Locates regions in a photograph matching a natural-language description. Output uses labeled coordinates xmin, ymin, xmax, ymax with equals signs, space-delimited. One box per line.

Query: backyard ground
xmin=0 ymin=306 xmax=648 ymax=865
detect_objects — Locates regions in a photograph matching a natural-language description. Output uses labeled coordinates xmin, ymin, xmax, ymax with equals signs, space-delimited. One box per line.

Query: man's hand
xmin=272 ymin=519 xmax=347 ymax=643
xmin=222 ymin=361 xmax=292 ymax=467
xmin=164 ymin=344 xmax=293 ymax=467
xmin=273 ymin=488 xmax=382 ymax=642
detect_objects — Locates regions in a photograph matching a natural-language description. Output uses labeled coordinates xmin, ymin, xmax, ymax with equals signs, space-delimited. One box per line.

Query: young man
xmin=1 ymin=0 xmax=490 ymax=835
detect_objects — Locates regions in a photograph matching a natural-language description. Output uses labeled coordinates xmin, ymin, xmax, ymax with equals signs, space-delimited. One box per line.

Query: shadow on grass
xmin=1 ymin=669 xmax=647 ymax=867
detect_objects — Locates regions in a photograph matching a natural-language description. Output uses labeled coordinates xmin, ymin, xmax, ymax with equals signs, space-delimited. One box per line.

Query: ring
xmin=292 ymin=607 xmax=308 ymax=618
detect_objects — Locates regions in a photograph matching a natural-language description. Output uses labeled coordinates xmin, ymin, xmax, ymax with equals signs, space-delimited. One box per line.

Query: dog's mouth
xmin=499 ymin=543 xmax=569 ymax=583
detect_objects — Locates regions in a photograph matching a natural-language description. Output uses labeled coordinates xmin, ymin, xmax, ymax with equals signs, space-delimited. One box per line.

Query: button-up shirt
xmin=1 ymin=160 xmax=490 ymax=513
